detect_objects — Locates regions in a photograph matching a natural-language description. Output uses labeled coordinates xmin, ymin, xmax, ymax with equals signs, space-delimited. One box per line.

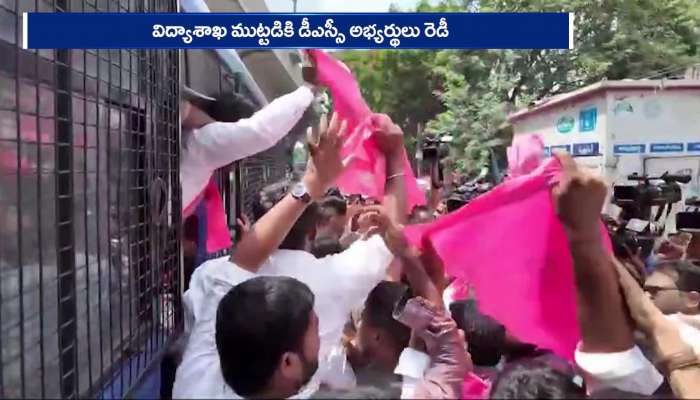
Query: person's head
xmin=408 ymin=205 xmax=434 ymax=224
xmin=489 ymin=358 xmax=585 ymax=399
xmin=450 ymin=300 xmax=506 ymax=367
xmin=311 ymin=236 xmax=343 ymax=258
xmin=318 ymin=196 xmax=348 ymax=239
xmin=216 ymin=276 xmax=320 ymax=398
xmin=260 ymin=191 xmax=320 ymax=252
xmin=325 ymin=187 xmax=343 ymax=198
xmin=203 ymin=92 xmax=256 ymax=123
xmin=280 ymin=202 xmax=320 ymax=252
xmin=644 ymin=260 xmax=700 ymax=315
xmin=356 ymin=282 xmax=411 ymax=372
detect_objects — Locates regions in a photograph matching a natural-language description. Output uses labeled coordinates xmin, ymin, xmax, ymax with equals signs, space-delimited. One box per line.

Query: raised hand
xmin=303 ymin=112 xmax=347 ymax=200
xmin=371 ymin=113 xmax=405 ymax=158
xmin=552 ymin=153 xmax=608 ymax=240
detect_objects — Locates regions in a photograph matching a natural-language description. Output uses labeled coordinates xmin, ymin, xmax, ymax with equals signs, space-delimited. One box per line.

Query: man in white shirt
xmin=394 ymin=155 xmax=667 ymax=398
xmin=180 ymin=83 xmax=315 ymax=214
xmin=173 ymin=113 xmax=412 ymax=399
xmin=215 ymin=275 xmax=320 ymax=398
xmin=644 ymin=260 xmax=700 ymax=355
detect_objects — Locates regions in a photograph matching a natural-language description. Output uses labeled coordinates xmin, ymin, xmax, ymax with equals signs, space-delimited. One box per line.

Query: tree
xmin=339 ymin=0 xmax=700 ymax=175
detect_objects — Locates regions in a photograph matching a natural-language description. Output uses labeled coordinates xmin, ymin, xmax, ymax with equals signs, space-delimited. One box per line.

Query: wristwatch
xmin=291 ymin=182 xmax=312 ymax=204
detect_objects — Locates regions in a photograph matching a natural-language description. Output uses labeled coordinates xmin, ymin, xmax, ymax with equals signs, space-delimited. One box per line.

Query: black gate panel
xmin=0 ymin=0 xmax=180 ymax=398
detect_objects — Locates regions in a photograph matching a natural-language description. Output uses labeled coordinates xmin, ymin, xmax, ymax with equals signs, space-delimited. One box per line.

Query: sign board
xmin=551 ymin=144 xmax=571 ymax=154
xmin=650 ymin=143 xmax=684 ymax=153
xmin=579 ymin=107 xmax=597 ymax=132
xmin=688 ymin=142 xmax=700 ymax=152
xmin=556 ymin=116 xmax=575 ymax=134
xmin=572 ymin=142 xmax=599 ymax=157
xmin=613 ymin=144 xmax=645 ymax=154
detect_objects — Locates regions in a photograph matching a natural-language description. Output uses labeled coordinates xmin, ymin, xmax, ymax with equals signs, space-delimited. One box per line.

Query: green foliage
xmin=340 ymin=0 xmax=700 ymax=175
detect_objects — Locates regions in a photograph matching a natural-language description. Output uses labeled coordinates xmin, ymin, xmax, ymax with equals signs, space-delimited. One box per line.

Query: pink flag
xmin=307 ymin=50 xmax=425 ymax=210
xmin=183 ymin=178 xmax=232 ymax=254
xmin=462 ymin=372 xmax=490 ymax=399
xmin=507 ymin=134 xmax=545 ymax=178
xmin=406 ymin=157 xmax=610 ymax=360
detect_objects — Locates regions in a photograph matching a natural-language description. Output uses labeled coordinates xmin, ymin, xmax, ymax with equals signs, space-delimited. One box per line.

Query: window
xmin=0 ymin=0 xmax=180 ymax=398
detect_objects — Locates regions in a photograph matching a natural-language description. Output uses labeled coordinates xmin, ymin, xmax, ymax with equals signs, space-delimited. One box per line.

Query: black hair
xmin=280 ymin=202 xmax=320 ymax=250
xmin=204 ymin=92 xmax=257 ymax=123
xmin=311 ymin=382 xmax=401 ymax=400
xmin=259 ymin=190 xmax=320 ymax=251
xmin=325 ymin=187 xmax=343 ymax=198
xmin=216 ymin=276 xmax=315 ymax=396
xmin=321 ymin=196 xmax=347 ymax=216
xmin=313 ymin=384 xmax=400 ymax=399
xmin=363 ymin=282 xmax=411 ymax=350
xmin=450 ymin=300 xmax=506 ymax=367
xmin=408 ymin=205 xmax=432 ymax=224
xmin=489 ymin=358 xmax=585 ymax=399
xmin=663 ymin=260 xmax=700 ymax=293
xmin=311 ymin=237 xmax=344 ymax=258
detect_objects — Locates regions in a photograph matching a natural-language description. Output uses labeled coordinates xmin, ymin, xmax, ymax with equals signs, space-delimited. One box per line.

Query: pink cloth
xmin=183 ymin=179 xmax=232 ymax=254
xmin=462 ymin=372 xmax=490 ymax=399
xmin=507 ymin=134 xmax=544 ymax=178
xmin=406 ymin=157 xmax=610 ymax=361
xmin=308 ymin=50 xmax=425 ymax=210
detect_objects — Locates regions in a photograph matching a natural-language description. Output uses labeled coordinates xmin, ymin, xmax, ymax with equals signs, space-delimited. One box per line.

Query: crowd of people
xmin=167 ymin=57 xmax=700 ymax=399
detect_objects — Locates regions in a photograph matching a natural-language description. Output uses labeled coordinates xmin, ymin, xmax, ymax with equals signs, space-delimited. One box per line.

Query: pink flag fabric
xmin=182 ymin=178 xmax=232 ymax=254
xmin=462 ymin=372 xmax=490 ymax=399
xmin=507 ymin=134 xmax=545 ymax=178
xmin=308 ymin=50 xmax=425 ymax=210
xmin=405 ymin=157 xmax=610 ymax=360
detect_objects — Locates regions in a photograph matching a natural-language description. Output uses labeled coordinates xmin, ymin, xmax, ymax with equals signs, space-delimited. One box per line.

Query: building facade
xmin=509 ymin=80 xmax=700 ymax=230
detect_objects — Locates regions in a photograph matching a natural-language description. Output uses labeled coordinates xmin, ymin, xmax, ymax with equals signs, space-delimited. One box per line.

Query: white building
xmin=508 ymin=79 xmax=700 ymax=230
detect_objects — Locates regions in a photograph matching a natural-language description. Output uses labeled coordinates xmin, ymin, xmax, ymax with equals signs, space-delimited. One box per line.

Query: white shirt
xmin=173 ymin=235 xmax=394 ymax=399
xmin=394 ymin=348 xmax=431 ymax=399
xmin=181 ymin=86 xmax=314 ymax=211
xmin=394 ymin=344 xmax=665 ymax=398
xmin=575 ymin=344 xmax=664 ymax=396
xmin=667 ymin=313 xmax=700 ymax=356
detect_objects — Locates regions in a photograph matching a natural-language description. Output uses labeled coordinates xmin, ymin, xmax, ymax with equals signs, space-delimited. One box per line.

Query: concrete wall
xmin=511 ymin=95 xmax=608 ymax=168
xmin=605 ymin=89 xmax=700 ymax=189
xmin=512 ymin=85 xmax=700 ymax=232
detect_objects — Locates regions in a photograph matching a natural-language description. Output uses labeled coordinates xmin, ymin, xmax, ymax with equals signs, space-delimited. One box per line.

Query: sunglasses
xmin=643 ymin=285 xmax=680 ymax=297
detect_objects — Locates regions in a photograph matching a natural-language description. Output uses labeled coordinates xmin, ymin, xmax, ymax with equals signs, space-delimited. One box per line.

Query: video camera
xmin=676 ymin=197 xmax=700 ymax=232
xmin=611 ymin=172 xmax=692 ymax=257
xmin=446 ymin=180 xmax=493 ymax=212
xmin=420 ymin=135 xmax=451 ymax=186
xmin=613 ymin=172 xmax=691 ymax=223
xmin=420 ymin=135 xmax=451 ymax=163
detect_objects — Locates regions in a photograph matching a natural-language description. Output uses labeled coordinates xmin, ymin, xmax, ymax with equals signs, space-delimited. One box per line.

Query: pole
xmin=292 ymin=0 xmax=298 ymax=12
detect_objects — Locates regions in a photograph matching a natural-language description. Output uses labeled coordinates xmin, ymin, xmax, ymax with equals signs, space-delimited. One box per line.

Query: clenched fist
xmin=552 ymin=153 xmax=608 ymax=239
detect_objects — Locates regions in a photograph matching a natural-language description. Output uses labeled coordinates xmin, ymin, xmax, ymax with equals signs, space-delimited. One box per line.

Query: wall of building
xmin=605 ymin=89 xmax=700 ymax=187
xmin=512 ymin=85 xmax=700 ymax=232
xmin=511 ymin=94 xmax=608 ymax=173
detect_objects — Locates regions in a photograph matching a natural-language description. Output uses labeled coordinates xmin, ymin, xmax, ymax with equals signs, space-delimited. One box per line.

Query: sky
xmin=264 ymin=0 xmax=431 ymax=12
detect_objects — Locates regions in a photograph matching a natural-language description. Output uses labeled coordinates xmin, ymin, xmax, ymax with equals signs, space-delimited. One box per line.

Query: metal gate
xmin=0 ymin=0 xmax=181 ymax=398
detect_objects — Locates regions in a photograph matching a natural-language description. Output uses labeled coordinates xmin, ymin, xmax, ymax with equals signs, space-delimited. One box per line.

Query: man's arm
xmin=554 ymin=154 xmax=633 ymax=352
xmin=181 ymin=86 xmax=315 ymax=211
xmin=186 ymin=86 xmax=314 ymax=171
xmin=615 ymin=256 xmax=700 ymax=399
xmin=554 ymin=154 xmax=663 ymax=395
xmin=395 ymin=297 xmax=470 ymax=399
xmin=231 ymin=114 xmax=346 ymax=271
xmin=372 ymin=114 xmax=408 ymax=225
